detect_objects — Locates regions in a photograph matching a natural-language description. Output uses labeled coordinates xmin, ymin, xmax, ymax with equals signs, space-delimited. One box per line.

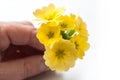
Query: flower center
xmin=47 ymin=32 xmax=54 ymax=38
xmin=56 ymin=49 xmax=65 ymax=58
xmin=60 ymin=23 xmax=67 ymax=28
xmin=74 ymin=42 xmax=79 ymax=49
xmin=47 ymin=17 xmax=53 ymax=20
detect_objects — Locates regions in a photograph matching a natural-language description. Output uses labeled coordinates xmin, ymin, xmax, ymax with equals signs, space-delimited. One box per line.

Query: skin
xmin=0 ymin=21 xmax=49 ymax=80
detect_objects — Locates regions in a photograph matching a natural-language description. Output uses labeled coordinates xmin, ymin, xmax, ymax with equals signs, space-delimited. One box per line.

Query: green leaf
xmin=61 ymin=30 xmax=75 ymax=40
xmin=61 ymin=31 xmax=68 ymax=39
xmin=67 ymin=30 xmax=75 ymax=36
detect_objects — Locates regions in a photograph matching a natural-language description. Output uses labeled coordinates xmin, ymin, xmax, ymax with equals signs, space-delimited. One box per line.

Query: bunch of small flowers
xmin=33 ymin=4 xmax=90 ymax=72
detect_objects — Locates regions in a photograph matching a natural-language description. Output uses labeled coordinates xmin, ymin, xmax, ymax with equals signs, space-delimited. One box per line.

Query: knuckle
xmin=0 ymin=25 xmax=10 ymax=51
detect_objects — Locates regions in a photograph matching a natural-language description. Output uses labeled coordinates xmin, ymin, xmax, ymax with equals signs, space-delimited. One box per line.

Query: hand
xmin=0 ymin=21 xmax=49 ymax=80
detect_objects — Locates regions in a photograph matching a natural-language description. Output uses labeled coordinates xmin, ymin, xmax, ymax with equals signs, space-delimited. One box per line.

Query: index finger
xmin=0 ymin=22 xmax=44 ymax=51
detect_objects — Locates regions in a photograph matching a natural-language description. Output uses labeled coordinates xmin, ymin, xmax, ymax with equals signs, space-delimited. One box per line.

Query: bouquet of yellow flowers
xmin=33 ymin=4 xmax=90 ymax=72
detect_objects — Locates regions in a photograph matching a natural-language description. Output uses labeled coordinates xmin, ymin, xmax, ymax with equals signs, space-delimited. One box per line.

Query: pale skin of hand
xmin=0 ymin=21 xmax=49 ymax=80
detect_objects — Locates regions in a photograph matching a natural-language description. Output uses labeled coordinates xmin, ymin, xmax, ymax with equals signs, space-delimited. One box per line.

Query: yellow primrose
xmin=33 ymin=4 xmax=65 ymax=22
xmin=58 ymin=15 xmax=76 ymax=30
xmin=70 ymin=34 xmax=90 ymax=59
xmin=36 ymin=22 xmax=61 ymax=46
xmin=44 ymin=39 xmax=78 ymax=72
xmin=75 ymin=16 xmax=89 ymax=37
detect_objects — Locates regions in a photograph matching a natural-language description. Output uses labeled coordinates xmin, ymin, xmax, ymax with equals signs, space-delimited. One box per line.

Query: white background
xmin=0 ymin=0 xmax=120 ymax=80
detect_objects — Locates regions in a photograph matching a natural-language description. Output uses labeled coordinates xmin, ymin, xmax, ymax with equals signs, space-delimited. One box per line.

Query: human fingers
xmin=0 ymin=22 xmax=44 ymax=51
xmin=1 ymin=44 xmax=44 ymax=62
xmin=14 ymin=21 xmax=33 ymax=25
xmin=0 ymin=55 xmax=49 ymax=80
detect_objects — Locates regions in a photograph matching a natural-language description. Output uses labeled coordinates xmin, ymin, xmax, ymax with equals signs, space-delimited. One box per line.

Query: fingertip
xmin=29 ymin=30 xmax=45 ymax=51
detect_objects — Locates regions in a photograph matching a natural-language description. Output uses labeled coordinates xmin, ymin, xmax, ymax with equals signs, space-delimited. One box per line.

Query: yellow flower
xmin=36 ymin=22 xmax=61 ymax=46
xmin=44 ymin=39 xmax=78 ymax=72
xmin=33 ymin=4 xmax=65 ymax=22
xmin=70 ymin=34 xmax=90 ymax=59
xmin=75 ymin=16 xmax=89 ymax=37
xmin=58 ymin=15 xmax=75 ymax=30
